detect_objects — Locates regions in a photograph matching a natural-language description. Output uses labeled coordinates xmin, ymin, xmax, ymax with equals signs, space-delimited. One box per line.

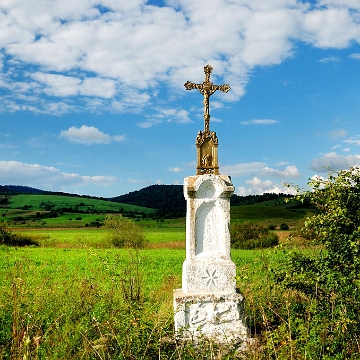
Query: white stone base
xmin=174 ymin=289 xmax=248 ymax=344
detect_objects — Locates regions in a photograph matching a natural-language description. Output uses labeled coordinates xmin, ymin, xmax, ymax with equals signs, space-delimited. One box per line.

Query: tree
xmin=104 ymin=215 xmax=147 ymax=248
xmin=275 ymin=167 xmax=360 ymax=357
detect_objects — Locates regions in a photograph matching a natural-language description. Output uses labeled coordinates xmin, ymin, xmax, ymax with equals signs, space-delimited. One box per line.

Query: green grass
xmin=0 ymin=220 xmax=329 ymax=359
xmin=16 ymin=226 xmax=186 ymax=247
xmin=0 ymin=243 xmax=298 ymax=359
xmin=231 ymin=204 xmax=306 ymax=220
xmin=7 ymin=194 xmax=155 ymax=213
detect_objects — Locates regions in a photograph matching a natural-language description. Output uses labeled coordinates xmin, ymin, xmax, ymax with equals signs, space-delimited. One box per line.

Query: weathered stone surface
xmin=174 ymin=289 xmax=248 ymax=344
xmin=182 ymin=259 xmax=236 ymax=294
xmin=174 ymin=174 xmax=248 ymax=344
xmin=182 ymin=174 xmax=235 ymax=294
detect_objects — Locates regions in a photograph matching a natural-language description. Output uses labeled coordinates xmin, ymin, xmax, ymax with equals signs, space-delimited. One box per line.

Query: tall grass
xmin=1 ymin=246 xmax=270 ymax=358
xmin=1 ymin=241 xmax=342 ymax=359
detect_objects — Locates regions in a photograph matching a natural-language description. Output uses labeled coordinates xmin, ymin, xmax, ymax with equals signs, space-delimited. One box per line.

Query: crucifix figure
xmin=184 ymin=65 xmax=230 ymax=175
xmin=184 ymin=64 xmax=230 ymax=134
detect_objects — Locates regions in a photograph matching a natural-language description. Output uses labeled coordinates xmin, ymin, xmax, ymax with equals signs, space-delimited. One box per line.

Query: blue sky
xmin=1 ymin=0 xmax=360 ymax=198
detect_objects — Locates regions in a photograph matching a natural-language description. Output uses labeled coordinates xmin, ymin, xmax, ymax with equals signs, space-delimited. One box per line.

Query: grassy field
xmin=0 ymin=193 xmax=320 ymax=358
xmin=7 ymin=194 xmax=154 ymax=213
xmin=1 ymin=243 xmax=289 ymax=359
xmin=15 ymin=226 xmax=187 ymax=248
xmin=0 ymin=193 xmax=309 ymax=231
xmin=0 ymin=194 xmax=157 ymax=229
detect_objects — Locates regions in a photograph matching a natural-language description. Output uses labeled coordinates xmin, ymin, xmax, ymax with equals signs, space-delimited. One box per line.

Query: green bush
xmin=279 ymin=223 xmax=289 ymax=230
xmin=230 ymin=221 xmax=279 ymax=249
xmin=0 ymin=224 xmax=38 ymax=246
xmin=104 ymin=215 xmax=147 ymax=248
xmin=274 ymin=167 xmax=360 ymax=357
xmin=268 ymin=224 xmax=276 ymax=230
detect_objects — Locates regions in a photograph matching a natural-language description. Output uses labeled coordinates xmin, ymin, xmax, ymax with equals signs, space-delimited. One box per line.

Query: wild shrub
xmin=279 ymin=223 xmax=289 ymax=230
xmin=104 ymin=214 xmax=147 ymax=248
xmin=268 ymin=224 xmax=276 ymax=230
xmin=274 ymin=167 xmax=360 ymax=358
xmin=0 ymin=224 xmax=38 ymax=246
xmin=230 ymin=221 xmax=279 ymax=249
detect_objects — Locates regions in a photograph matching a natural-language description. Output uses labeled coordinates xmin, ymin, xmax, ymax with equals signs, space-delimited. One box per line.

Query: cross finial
xmin=184 ymin=64 xmax=230 ymax=133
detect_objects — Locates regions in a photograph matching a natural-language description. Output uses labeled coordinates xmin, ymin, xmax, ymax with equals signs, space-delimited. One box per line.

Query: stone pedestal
xmin=174 ymin=174 xmax=248 ymax=344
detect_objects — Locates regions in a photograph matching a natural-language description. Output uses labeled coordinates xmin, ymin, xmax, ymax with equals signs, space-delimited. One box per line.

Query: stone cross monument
xmin=174 ymin=65 xmax=248 ymax=345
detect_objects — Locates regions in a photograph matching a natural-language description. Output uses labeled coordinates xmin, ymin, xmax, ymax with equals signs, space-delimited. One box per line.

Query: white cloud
xmin=319 ymin=0 xmax=360 ymax=10
xmin=221 ymin=162 xmax=267 ymax=177
xmin=221 ymin=162 xmax=301 ymax=179
xmin=310 ymin=152 xmax=360 ymax=172
xmin=258 ymin=165 xmax=302 ymax=179
xmin=237 ymin=177 xmax=296 ymax=196
xmin=168 ymin=167 xmax=184 ymax=172
xmin=137 ymin=107 xmax=191 ymax=128
xmin=241 ymin=119 xmax=279 ymax=125
xmin=0 ymin=160 xmax=118 ymax=190
xmin=302 ymin=7 xmax=360 ymax=48
xmin=319 ymin=56 xmax=341 ymax=63
xmin=0 ymin=0 xmax=358 ymax=115
xmin=30 ymin=73 xmax=117 ymax=98
xmin=349 ymin=53 xmax=360 ymax=60
xmin=344 ymin=136 xmax=360 ymax=146
xmin=59 ymin=125 xmax=125 ymax=145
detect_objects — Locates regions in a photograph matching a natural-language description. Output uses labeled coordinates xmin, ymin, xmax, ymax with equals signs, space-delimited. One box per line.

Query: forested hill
xmin=111 ymin=185 xmax=186 ymax=218
xmin=111 ymin=184 xmax=292 ymax=217
xmin=0 ymin=185 xmax=43 ymax=194
xmin=0 ymin=183 xmax=292 ymax=218
xmin=230 ymin=192 xmax=292 ymax=206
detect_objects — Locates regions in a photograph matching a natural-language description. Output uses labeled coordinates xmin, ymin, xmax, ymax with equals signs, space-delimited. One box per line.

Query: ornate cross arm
xmin=184 ymin=64 xmax=230 ymax=133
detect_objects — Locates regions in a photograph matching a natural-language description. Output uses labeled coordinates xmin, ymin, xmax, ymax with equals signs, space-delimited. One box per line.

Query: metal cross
xmin=184 ymin=64 xmax=230 ymax=133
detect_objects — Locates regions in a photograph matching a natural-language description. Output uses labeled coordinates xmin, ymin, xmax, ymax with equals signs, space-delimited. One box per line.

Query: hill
xmin=0 ymin=193 xmax=157 ymax=228
xmin=111 ymin=184 xmax=296 ymax=217
xmin=112 ymin=185 xmax=186 ymax=218
xmin=0 ymin=185 xmax=43 ymax=194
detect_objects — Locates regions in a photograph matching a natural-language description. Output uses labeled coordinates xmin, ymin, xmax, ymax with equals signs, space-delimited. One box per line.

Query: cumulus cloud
xmin=349 ymin=53 xmax=360 ymax=60
xmin=59 ymin=125 xmax=125 ymax=145
xmin=221 ymin=162 xmax=267 ymax=177
xmin=310 ymin=152 xmax=360 ymax=172
xmin=222 ymin=162 xmax=301 ymax=195
xmin=137 ymin=107 xmax=191 ymax=128
xmin=221 ymin=162 xmax=301 ymax=179
xmin=0 ymin=0 xmax=359 ymax=115
xmin=0 ymin=160 xmax=118 ymax=190
xmin=237 ymin=177 xmax=296 ymax=196
xmin=31 ymin=73 xmax=117 ymax=98
xmin=241 ymin=119 xmax=279 ymax=125
xmin=258 ymin=165 xmax=302 ymax=179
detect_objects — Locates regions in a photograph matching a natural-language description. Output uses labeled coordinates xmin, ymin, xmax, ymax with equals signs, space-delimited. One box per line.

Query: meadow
xmin=0 ymin=193 xmax=319 ymax=358
xmin=1 ymin=242 xmax=293 ymax=359
xmin=0 ymin=221 xmax=315 ymax=359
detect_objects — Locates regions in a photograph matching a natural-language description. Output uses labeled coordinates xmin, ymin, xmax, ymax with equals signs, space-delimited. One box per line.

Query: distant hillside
xmin=111 ymin=184 xmax=293 ymax=218
xmin=231 ymin=192 xmax=292 ymax=206
xmin=1 ymin=184 xmax=297 ymax=218
xmin=0 ymin=185 xmax=43 ymax=194
xmin=111 ymin=185 xmax=186 ymax=217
